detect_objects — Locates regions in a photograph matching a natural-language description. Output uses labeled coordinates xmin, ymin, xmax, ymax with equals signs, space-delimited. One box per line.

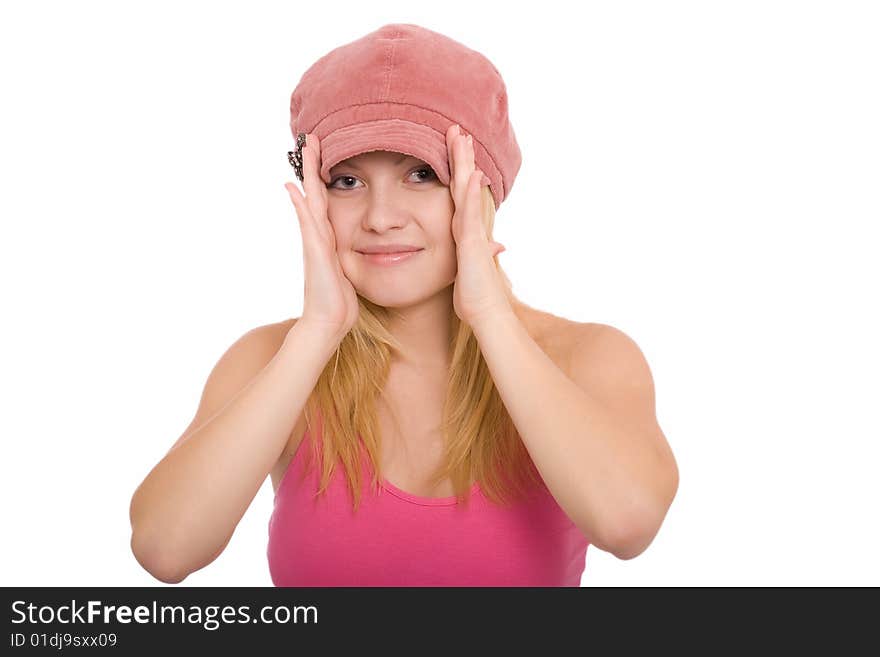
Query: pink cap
xmin=289 ymin=23 xmax=522 ymax=210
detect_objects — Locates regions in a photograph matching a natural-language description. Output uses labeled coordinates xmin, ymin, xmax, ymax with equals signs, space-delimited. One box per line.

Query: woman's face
xmin=326 ymin=150 xmax=457 ymax=308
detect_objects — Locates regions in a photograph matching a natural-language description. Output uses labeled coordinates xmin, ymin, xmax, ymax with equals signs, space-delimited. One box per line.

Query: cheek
xmin=430 ymin=223 xmax=459 ymax=262
xmin=433 ymin=242 xmax=460 ymax=280
xmin=325 ymin=216 xmax=352 ymax=252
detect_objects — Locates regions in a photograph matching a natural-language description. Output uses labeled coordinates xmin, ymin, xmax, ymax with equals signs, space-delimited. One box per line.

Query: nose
xmin=360 ymin=193 xmax=411 ymax=233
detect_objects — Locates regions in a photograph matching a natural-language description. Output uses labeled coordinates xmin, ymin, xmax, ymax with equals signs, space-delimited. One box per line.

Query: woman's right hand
xmin=284 ymin=133 xmax=359 ymax=343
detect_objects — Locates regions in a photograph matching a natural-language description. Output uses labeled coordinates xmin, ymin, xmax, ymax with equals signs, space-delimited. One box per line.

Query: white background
xmin=1 ymin=0 xmax=878 ymax=586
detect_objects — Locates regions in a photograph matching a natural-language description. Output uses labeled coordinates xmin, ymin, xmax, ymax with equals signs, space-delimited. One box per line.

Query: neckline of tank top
xmin=378 ymin=476 xmax=482 ymax=507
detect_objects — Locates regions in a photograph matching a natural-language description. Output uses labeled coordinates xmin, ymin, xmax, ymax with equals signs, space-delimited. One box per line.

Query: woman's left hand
xmin=446 ymin=123 xmax=513 ymax=329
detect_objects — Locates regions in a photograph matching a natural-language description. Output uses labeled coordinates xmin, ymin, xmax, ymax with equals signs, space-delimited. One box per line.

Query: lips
xmin=359 ymin=249 xmax=420 ymax=255
xmin=358 ymin=249 xmax=423 ymax=266
xmin=356 ymin=244 xmax=423 ymax=254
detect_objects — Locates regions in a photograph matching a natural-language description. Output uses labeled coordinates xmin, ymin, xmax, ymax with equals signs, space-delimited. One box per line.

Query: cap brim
xmin=318 ymin=118 xmax=492 ymax=197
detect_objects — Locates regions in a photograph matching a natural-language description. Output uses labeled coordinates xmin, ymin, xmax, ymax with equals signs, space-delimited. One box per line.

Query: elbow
xmin=602 ymin=476 xmax=679 ymax=561
xmin=585 ymin=507 xmax=661 ymax=560
xmin=604 ymin=526 xmax=655 ymax=561
xmin=129 ymin=488 xmax=190 ymax=584
xmin=152 ymin=566 xmax=188 ymax=585
xmin=130 ymin=532 xmax=189 ymax=584
xmin=574 ymin=516 xmax=651 ymax=560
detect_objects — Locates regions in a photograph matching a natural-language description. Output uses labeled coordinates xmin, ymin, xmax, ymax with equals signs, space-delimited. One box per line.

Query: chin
xmin=355 ymin=279 xmax=453 ymax=310
xmin=357 ymin=289 xmax=426 ymax=309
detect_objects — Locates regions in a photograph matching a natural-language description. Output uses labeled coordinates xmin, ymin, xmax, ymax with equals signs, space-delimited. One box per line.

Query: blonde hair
xmin=299 ymin=184 xmax=547 ymax=512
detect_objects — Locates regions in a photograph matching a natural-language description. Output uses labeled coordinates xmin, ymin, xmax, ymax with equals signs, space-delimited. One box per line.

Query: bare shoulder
xmin=521 ymin=309 xmax=642 ymax=386
xmin=231 ymin=316 xmax=299 ymax=362
xmin=564 ymin=320 xmax=646 ymax=357
xmin=562 ymin=319 xmax=650 ymax=376
xmin=560 ymin=318 xmax=605 ymax=350
xmin=563 ymin=320 xmax=622 ymax=355
xmin=277 ymin=316 xmax=299 ymax=334
xmin=518 ymin=305 xmax=597 ymax=374
xmin=562 ymin=319 xmax=661 ymax=423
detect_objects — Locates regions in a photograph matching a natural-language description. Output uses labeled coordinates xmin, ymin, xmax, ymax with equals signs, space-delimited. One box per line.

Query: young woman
xmin=129 ymin=24 xmax=679 ymax=586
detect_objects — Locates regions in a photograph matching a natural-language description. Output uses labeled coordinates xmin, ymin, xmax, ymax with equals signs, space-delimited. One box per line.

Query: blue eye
xmin=328 ymin=167 xmax=437 ymax=190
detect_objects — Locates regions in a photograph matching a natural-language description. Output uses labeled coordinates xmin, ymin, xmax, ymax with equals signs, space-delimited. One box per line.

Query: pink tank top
xmin=267 ymin=425 xmax=590 ymax=586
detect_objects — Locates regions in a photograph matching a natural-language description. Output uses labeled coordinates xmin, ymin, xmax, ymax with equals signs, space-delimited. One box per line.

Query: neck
xmin=386 ymin=289 xmax=532 ymax=372
xmin=385 ymin=285 xmax=455 ymax=371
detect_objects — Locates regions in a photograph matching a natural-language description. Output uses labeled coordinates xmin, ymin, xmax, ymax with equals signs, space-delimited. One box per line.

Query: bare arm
xmin=129 ymin=319 xmax=339 ymax=583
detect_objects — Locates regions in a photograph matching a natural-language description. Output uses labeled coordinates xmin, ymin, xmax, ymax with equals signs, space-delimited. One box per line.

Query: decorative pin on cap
xmin=287 ymin=132 xmax=307 ymax=182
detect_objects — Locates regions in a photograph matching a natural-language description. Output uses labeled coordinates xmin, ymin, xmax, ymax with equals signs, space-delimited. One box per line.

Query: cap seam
xmin=381 ymin=33 xmax=395 ymax=101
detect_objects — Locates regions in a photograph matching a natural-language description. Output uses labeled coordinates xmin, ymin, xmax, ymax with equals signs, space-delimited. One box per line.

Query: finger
xmin=448 ymin=124 xmax=474 ymax=203
xmin=312 ymin=133 xmax=328 ymax=204
xmin=310 ymin=135 xmax=332 ymax=238
xmin=284 ymin=181 xmax=317 ymax=246
xmin=463 ymin=169 xmax=487 ymax=240
xmin=445 ymin=123 xmax=458 ymax=185
xmin=302 ymin=134 xmax=331 ymax=242
xmin=454 ymin=131 xmax=474 ymax=199
xmin=301 ymin=135 xmax=321 ymax=208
